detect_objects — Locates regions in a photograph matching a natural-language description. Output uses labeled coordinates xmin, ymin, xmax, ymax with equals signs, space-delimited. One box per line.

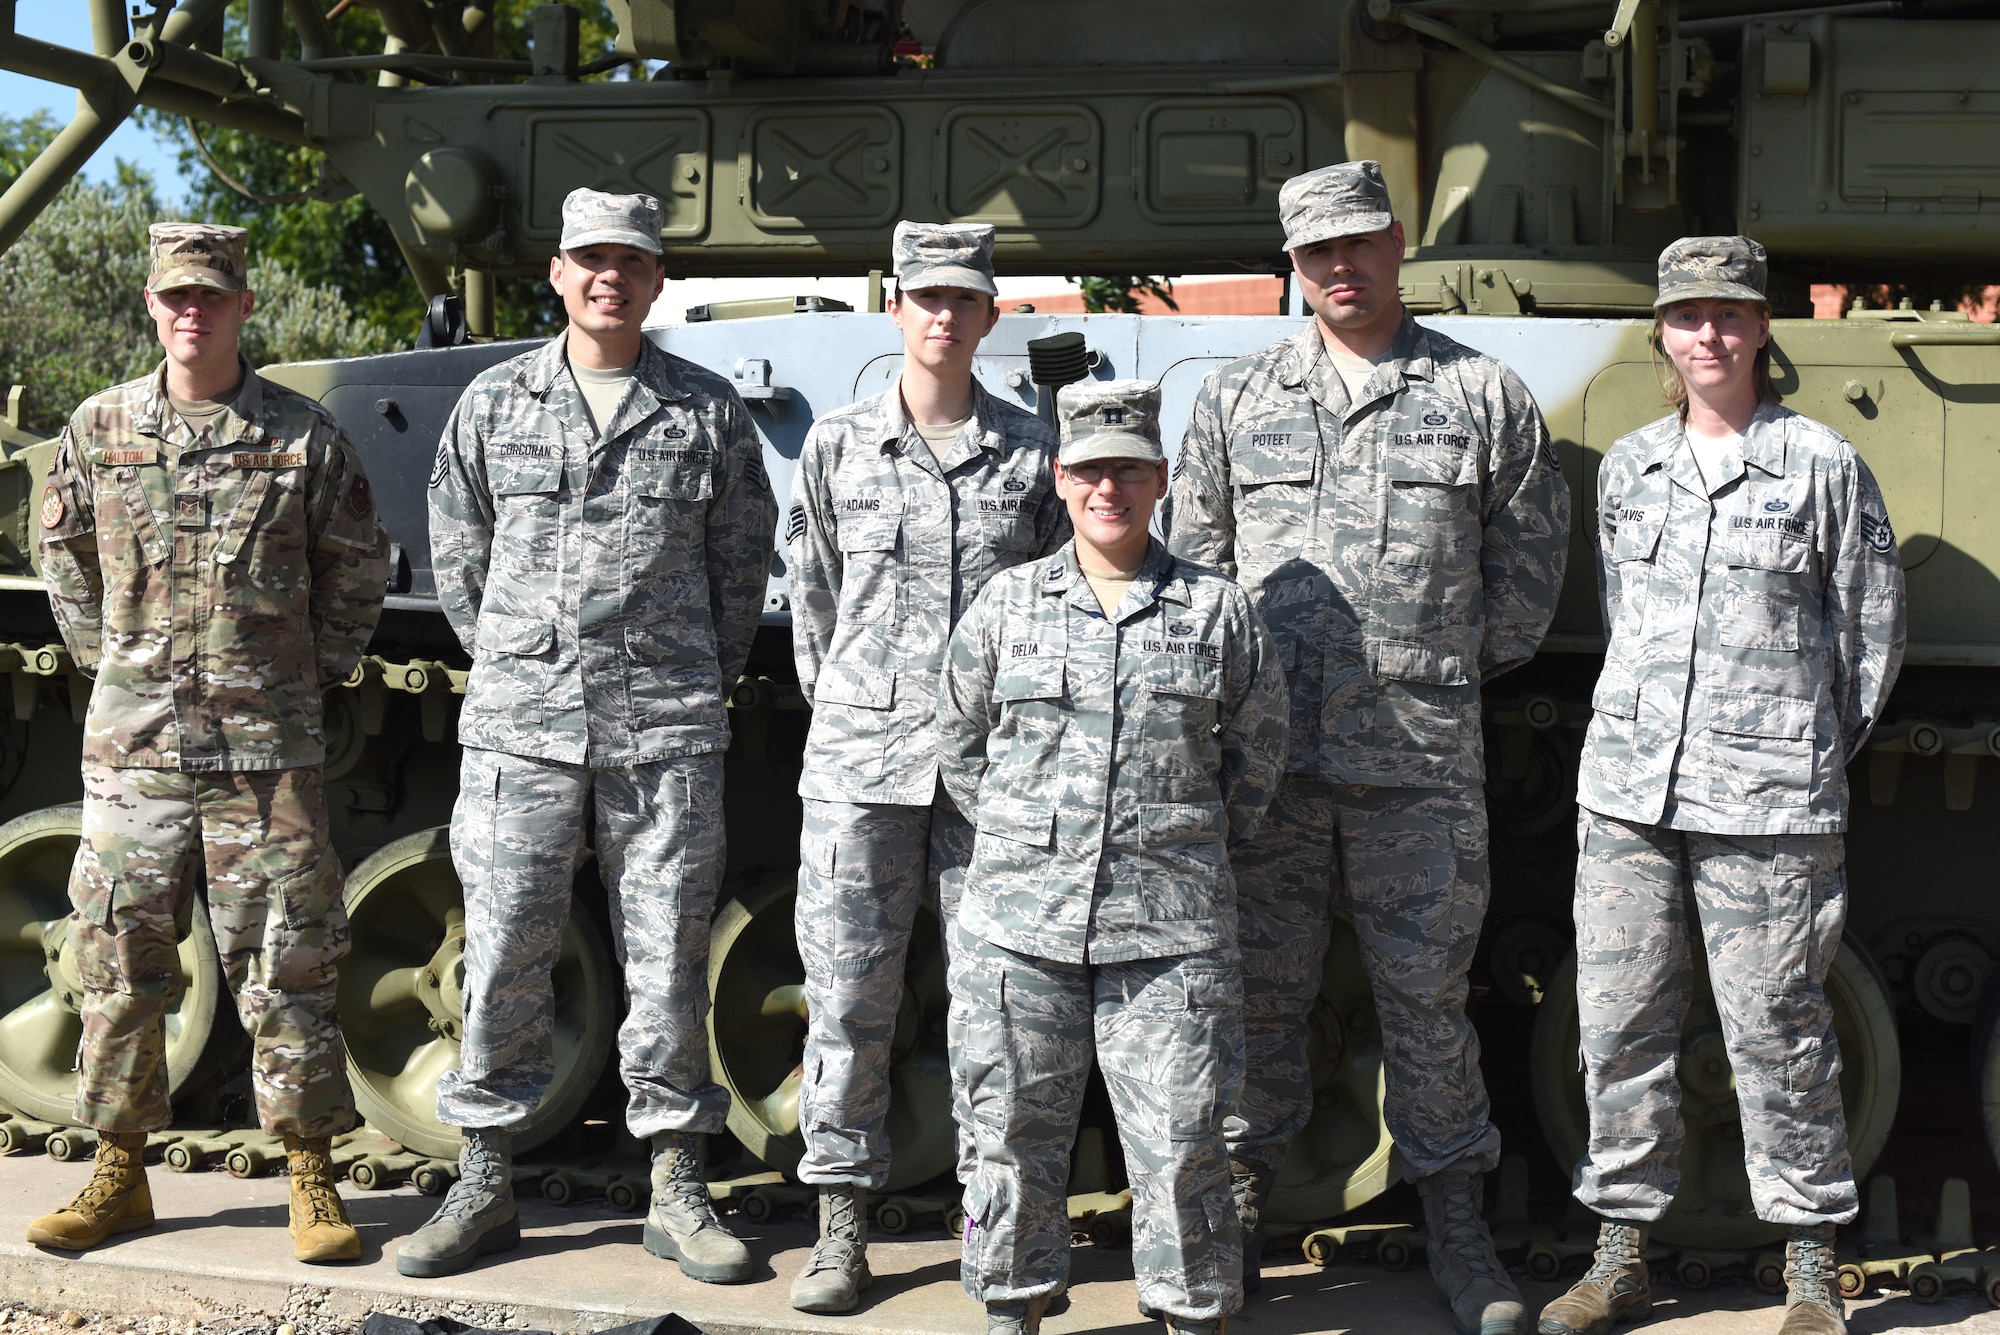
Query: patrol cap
xmin=1057 ymin=379 xmax=1165 ymax=467
xmin=147 ymin=223 xmax=248 ymax=294
xmin=560 ymin=188 xmax=663 ymax=255
xmin=1279 ymin=160 xmax=1394 ymax=250
xmin=1655 ymin=235 xmax=1768 ymax=307
xmin=892 ymin=220 xmax=998 ymax=297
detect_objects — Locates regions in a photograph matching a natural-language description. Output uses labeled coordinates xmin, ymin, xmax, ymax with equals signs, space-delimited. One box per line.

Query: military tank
xmin=0 ymin=0 xmax=1997 ymax=1253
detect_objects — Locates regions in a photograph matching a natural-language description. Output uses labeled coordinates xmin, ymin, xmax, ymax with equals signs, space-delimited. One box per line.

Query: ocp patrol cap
xmin=892 ymin=220 xmax=999 ymax=296
xmin=1279 ymin=160 xmax=1395 ymax=250
xmin=147 ymin=223 xmax=248 ymax=294
xmin=1057 ymin=379 xmax=1165 ymax=467
xmin=560 ymin=188 xmax=663 ymax=255
xmin=1655 ymin=235 xmax=1768 ymax=307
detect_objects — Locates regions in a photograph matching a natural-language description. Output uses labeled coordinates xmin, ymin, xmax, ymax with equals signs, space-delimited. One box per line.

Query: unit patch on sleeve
xmin=347 ymin=474 xmax=373 ymax=518
xmin=39 ymin=485 xmax=64 ymax=530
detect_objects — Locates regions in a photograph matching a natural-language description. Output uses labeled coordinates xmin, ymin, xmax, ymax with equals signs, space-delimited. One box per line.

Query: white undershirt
xmin=1683 ymin=427 xmax=1742 ymax=494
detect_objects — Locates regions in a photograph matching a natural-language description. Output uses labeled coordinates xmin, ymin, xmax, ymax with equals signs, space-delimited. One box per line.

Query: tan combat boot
xmin=26 ymin=1131 xmax=155 ymax=1251
xmin=1537 ymin=1220 xmax=1651 ymax=1335
xmin=1419 ymin=1168 xmax=1525 ymax=1335
xmin=1777 ymin=1223 xmax=1844 ymax=1335
xmin=643 ymin=1131 xmax=753 ymax=1283
xmin=790 ymin=1184 xmax=872 ymax=1313
xmin=285 ymin=1134 xmax=361 ymax=1263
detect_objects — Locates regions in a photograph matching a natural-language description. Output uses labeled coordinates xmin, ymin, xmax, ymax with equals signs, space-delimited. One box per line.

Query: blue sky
xmin=1 ymin=6 xmax=194 ymax=197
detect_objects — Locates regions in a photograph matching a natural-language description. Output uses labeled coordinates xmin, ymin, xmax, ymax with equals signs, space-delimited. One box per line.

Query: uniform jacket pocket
xmin=978 ymin=798 xmax=1055 ymax=847
xmin=478 ymin=613 xmax=554 ymax=656
xmin=1382 ymin=448 xmax=1479 ymax=569
xmin=1707 ymin=689 xmax=1816 ymax=807
xmin=1367 ymin=637 xmax=1472 ymax=687
xmin=1139 ymin=801 xmax=1227 ymax=846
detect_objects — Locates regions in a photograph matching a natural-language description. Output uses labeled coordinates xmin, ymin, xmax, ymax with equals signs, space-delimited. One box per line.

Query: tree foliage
xmin=1069 ymin=275 xmax=1179 ymax=314
xmin=0 ymin=113 xmax=398 ymax=434
xmin=137 ymin=1 xmax=631 ymax=342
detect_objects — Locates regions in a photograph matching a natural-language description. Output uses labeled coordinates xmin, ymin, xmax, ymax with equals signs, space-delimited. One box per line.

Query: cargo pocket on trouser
xmin=243 ymin=843 xmax=353 ymax=1136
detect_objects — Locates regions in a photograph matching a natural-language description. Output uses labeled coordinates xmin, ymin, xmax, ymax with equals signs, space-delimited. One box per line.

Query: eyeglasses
xmin=1063 ymin=460 xmax=1159 ymax=486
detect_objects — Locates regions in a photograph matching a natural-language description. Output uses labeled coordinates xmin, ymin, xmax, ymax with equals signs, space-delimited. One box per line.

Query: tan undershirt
xmin=1325 ymin=342 xmax=1384 ymax=402
xmin=912 ymin=416 xmax=970 ymax=461
xmin=167 ymin=380 xmax=242 ymax=451
xmin=1081 ymin=566 xmax=1139 ymax=618
xmin=569 ymin=357 xmax=637 ymax=438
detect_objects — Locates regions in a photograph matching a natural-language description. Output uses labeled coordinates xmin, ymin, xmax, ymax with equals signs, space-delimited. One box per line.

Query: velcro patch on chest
xmin=977 ymin=497 xmax=1031 ymax=514
xmin=232 ymin=451 xmax=306 ymax=468
xmin=629 ymin=446 xmax=711 ymax=464
xmin=101 ymin=447 xmax=157 ymax=466
xmin=1006 ymin=640 xmax=1064 ymax=660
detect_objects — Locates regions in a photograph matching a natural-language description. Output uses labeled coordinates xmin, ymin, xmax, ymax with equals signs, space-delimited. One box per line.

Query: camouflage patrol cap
xmin=892 ymin=220 xmax=999 ymax=297
xmin=560 ymin=188 xmax=663 ymax=255
xmin=1656 ymin=235 xmax=1768 ymax=307
xmin=1057 ymin=379 xmax=1165 ymax=467
xmin=147 ymin=223 xmax=248 ymax=294
xmin=1280 ymin=161 xmax=1394 ymax=250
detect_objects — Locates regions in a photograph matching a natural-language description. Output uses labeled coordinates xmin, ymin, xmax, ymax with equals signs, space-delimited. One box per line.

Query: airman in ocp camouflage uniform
xmin=939 ymin=380 xmax=1288 ymax=1335
xmin=1539 ymin=238 xmax=1905 ymax=1335
xmin=784 ymin=220 xmax=1064 ymax=1314
xmin=410 ymin=189 xmax=777 ymax=1282
xmin=1166 ymin=161 xmax=1569 ymax=1334
xmin=30 ymin=223 xmax=390 ymax=1265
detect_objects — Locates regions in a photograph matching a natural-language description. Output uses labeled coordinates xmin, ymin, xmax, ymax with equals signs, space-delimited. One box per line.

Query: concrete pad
xmin=0 ymin=1154 xmax=1992 ymax=1334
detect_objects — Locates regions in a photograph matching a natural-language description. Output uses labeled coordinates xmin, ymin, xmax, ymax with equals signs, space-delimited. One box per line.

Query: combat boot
xmin=1777 ymin=1223 xmax=1844 ymax=1335
xmin=1165 ymin=1320 xmax=1228 ymax=1335
xmin=1418 ymin=1168 xmax=1526 ymax=1335
xmin=284 ymin=1133 xmax=360 ymax=1263
xmin=1231 ymin=1158 xmax=1279 ymax=1297
xmin=790 ymin=1184 xmax=872 ymax=1313
xmin=985 ymin=1294 xmax=1050 ymax=1335
xmin=643 ymin=1131 xmax=753 ymax=1283
xmin=26 ymin=1131 xmax=153 ymax=1250
xmin=1536 ymin=1220 xmax=1651 ymax=1335
xmin=395 ymin=1127 xmax=519 ymax=1277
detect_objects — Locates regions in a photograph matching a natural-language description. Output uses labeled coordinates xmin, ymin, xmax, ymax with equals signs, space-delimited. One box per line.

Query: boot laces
xmin=67 ymin=1139 xmax=137 ymax=1217
xmin=1786 ymin=1231 xmax=1838 ymax=1308
xmin=432 ymin=1133 xmax=507 ymax=1224
xmin=1582 ymin=1225 xmax=1644 ymax=1286
xmin=802 ymin=1192 xmax=862 ymax=1276
xmin=660 ymin=1135 xmax=719 ymax=1224
xmin=1432 ymin=1184 xmax=1503 ymax=1281
xmin=289 ymin=1148 xmax=344 ymax=1226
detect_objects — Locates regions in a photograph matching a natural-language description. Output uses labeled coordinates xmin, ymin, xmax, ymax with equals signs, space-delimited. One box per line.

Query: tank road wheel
xmin=0 ymin=805 xmax=224 ymax=1124
xmin=336 ymin=827 xmax=617 ymax=1159
xmin=1530 ymin=939 xmax=1899 ymax=1249
xmin=1266 ymin=914 xmax=1399 ymax=1226
xmin=708 ymin=872 xmax=956 ymax=1190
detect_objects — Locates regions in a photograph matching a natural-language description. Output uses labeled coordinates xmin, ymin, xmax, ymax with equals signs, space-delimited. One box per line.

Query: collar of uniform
xmin=1041 ymin=539 xmax=1186 ymax=614
xmin=520 ymin=332 xmax=690 ymax=404
xmin=1639 ymin=401 xmax=1789 ymax=479
xmin=1277 ymin=311 xmax=1432 ymax=392
xmin=1740 ymin=400 xmax=1790 ymax=476
xmin=875 ymin=379 xmax=1007 ymax=460
xmin=134 ymin=356 xmax=267 ymax=446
